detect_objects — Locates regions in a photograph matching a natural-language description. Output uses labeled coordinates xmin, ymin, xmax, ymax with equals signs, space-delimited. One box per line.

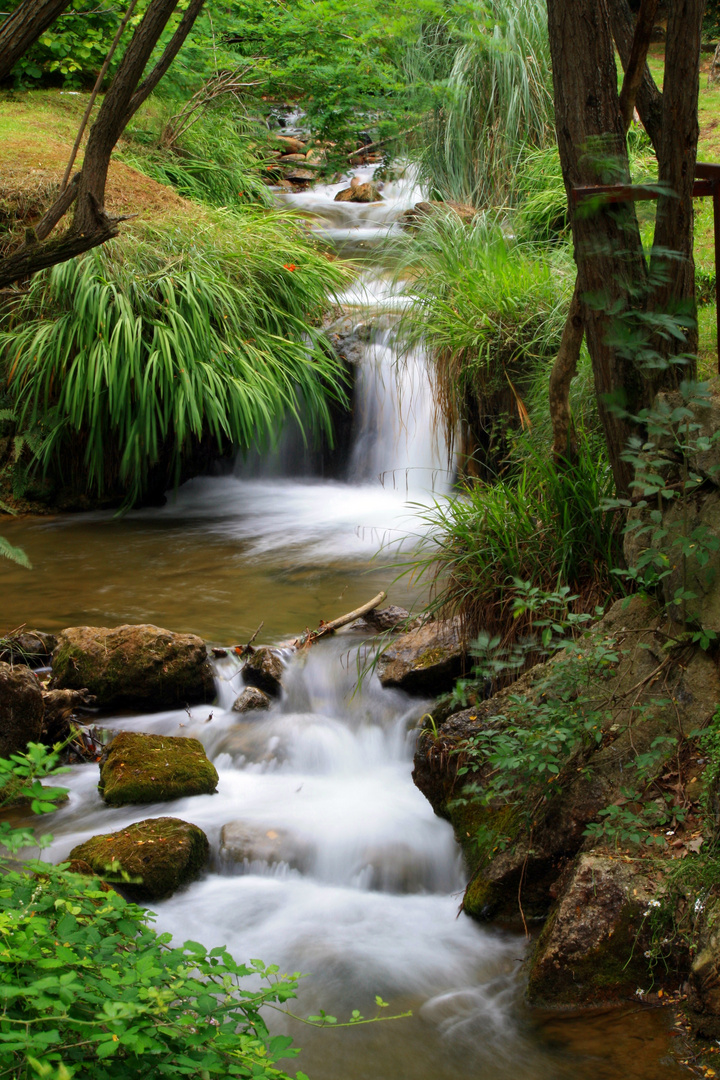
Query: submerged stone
xmin=51 ymin=623 xmax=215 ymax=711
xmin=219 ymin=821 xmax=313 ymax=872
xmin=98 ymin=731 xmax=218 ymax=805
xmin=232 ymin=686 xmax=272 ymax=713
xmin=69 ymin=816 xmax=209 ymax=900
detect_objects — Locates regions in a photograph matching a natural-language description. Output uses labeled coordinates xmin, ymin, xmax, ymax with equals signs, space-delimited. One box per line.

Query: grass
xmin=1 ymin=211 xmax=349 ymax=508
xmin=416 ymin=0 xmax=554 ymax=207
xmin=406 ymin=430 xmax=623 ymax=645
xmin=391 ymin=214 xmax=575 ymax=473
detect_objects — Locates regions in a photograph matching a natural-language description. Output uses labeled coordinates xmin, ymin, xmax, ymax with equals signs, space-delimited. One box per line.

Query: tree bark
xmin=0 ymin=0 xmax=72 ymax=81
xmin=0 ymin=208 xmax=119 ymax=290
xmin=608 ymin=0 xmax=664 ymax=153
xmin=650 ymin=0 xmax=705 ymax=367
xmin=73 ymin=0 xmax=193 ymax=234
xmin=549 ymin=281 xmax=583 ymax=462
xmin=618 ymin=0 xmax=662 ymax=133
xmin=547 ymin=0 xmax=648 ymax=496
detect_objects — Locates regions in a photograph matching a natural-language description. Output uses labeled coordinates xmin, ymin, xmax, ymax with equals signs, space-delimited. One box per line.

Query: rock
xmin=0 ymin=662 xmax=44 ymax=757
xmin=413 ymin=596 xmax=720 ymax=927
xmin=334 ymin=182 xmax=383 ymax=204
xmin=377 ymin=618 xmax=465 ymax=694
xmin=401 ymin=200 xmax=477 ymax=229
xmin=42 ymin=687 xmax=97 ymax=744
xmin=0 ymin=630 xmax=56 ymax=668
xmin=278 ymin=153 xmax=308 ymax=162
xmin=626 ymin=488 xmax=720 ymax=630
xmin=275 ymin=135 xmax=306 ymax=154
xmin=242 ymin=647 xmax=284 ymax=697
xmin=219 ymin=822 xmax=313 ymax=872
xmin=366 ymin=605 xmax=410 ymax=632
xmin=69 ymin=816 xmax=209 ymax=900
xmin=526 ymin=853 xmax=659 ymax=1006
xmin=232 ymin=686 xmax=271 ymax=713
xmin=305 ymin=148 xmax=325 ymax=164
xmin=51 ymin=624 xmax=215 ymax=710
xmin=281 ymin=166 xmax=316 ymax=182
xmin=687 ymin=898 xmax=720 ymax=1037
xmin=98 ymin=731 xmax=218 ymax=805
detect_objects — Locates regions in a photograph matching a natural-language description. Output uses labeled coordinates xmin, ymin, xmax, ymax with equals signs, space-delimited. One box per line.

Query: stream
xmin=2 ymin=168 xmax=688 ymax=1078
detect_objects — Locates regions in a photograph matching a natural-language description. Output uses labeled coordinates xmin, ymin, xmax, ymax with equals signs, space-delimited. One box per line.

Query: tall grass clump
xmin=418 ymin=0 xmax=553 ymax=207
xmin=412 ymin=432 xmax=624 ymax=646
xmin=1 ymin=211 xmax=348 ymax=507
xmin=394 ymin=214 xmax=574 ymax=473
xmin=122 ymin=108 xmax=272 ymax=209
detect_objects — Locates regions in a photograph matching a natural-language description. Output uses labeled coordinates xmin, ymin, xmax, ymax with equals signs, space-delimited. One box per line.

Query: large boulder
xmin=69 ymin=816 xmax=209 ymax=900
xmin=0 ymin=662 xmax=44 ymax=757
xmin=51 ymin=624 xmax=215 ymax=710
xmin=98 ymin=731 xmax=218 ymax=805
xmin=526 ymin=854 xmax=659 ymax=1006
xmin=377 ymin=618 xmax=465 ymax=694
xmin=413 ymin=596 xmax=720 ymax=927
xmin=242 ymin=647 xmax=284 ymax=697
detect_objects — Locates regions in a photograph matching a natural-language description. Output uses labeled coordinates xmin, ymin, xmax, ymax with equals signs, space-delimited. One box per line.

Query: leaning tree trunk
xmin=547 ymin=0 xmax=649 ymax=496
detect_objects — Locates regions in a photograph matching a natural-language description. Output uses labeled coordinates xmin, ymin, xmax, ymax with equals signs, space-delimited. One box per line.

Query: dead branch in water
xmin=291 ymin=591 xmax=387 ymax=649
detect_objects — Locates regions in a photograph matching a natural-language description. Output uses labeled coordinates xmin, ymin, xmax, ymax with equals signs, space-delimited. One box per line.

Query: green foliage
xmin=417 ymin=0 xmax=553 ymax=206
xmin=405 ymin=431 xmax=622 ymax=643
xmin=0 ymin=535 xmax=31 ymax=568
xmin=0 ymin=212 xmax=348 ymax=507
xmin=5 ymin=0 xmax=130 ymax=87
xmin=452 ymin=591 xmax=618 ymax=830
xmin=123 ymin=108 xmax=272 ymax=209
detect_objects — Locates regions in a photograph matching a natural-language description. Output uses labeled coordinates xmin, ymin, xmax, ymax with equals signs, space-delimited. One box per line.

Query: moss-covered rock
xmin=0 ymin=662 xmax=44 ymax=757
xmin=378 ymin=618 xmax=466 ymax=695
xmin=98 ymin=731 xmax=218 ymax=805
xmin=69 ymin=816 xmax=209 ymax=899
xmin=51 ymin=624 xmax=215 ymax=711
xmin=525 ymin=853 xmax=661 ymax=1006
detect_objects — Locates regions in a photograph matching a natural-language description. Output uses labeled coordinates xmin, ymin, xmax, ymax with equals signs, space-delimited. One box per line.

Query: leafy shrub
xmin=1 ymin=212 xmax=348 ymax=507
xmin=0 ymin=743 xmax=309 ymax=1080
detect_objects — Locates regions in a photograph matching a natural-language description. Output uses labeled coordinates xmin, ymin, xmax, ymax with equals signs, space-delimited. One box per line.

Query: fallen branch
xmin=292 ymin=591 xmax=387 ymax=648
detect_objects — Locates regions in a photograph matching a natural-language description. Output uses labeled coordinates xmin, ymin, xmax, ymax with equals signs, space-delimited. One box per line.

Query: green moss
xmin=99 ymin=732 xmax=218 ymax=805
xmin=69 ymin=816 xmax=209 ymax=900
xmin=416 ymin=646 xmax=452 ymax=669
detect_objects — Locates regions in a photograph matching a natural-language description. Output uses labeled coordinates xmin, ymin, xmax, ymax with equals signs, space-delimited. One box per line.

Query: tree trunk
xmin=549 ymin=281 xmax=583 ymax=462
xmin=650 ymin=0 xmax=705 ymax=369
xmin=547 ymin=0 xmax=648 ymax=496
xmin=0 ymin=0 xmax=72 ymax=81
xmin=608 ymin=0 xmax=664 ymax=152
xmin=73 ymin=0 xmax=204 ymax=234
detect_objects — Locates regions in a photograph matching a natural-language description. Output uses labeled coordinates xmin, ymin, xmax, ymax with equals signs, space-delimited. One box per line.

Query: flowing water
xmin=3 ymin=168 xmax=687 ymax=1078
